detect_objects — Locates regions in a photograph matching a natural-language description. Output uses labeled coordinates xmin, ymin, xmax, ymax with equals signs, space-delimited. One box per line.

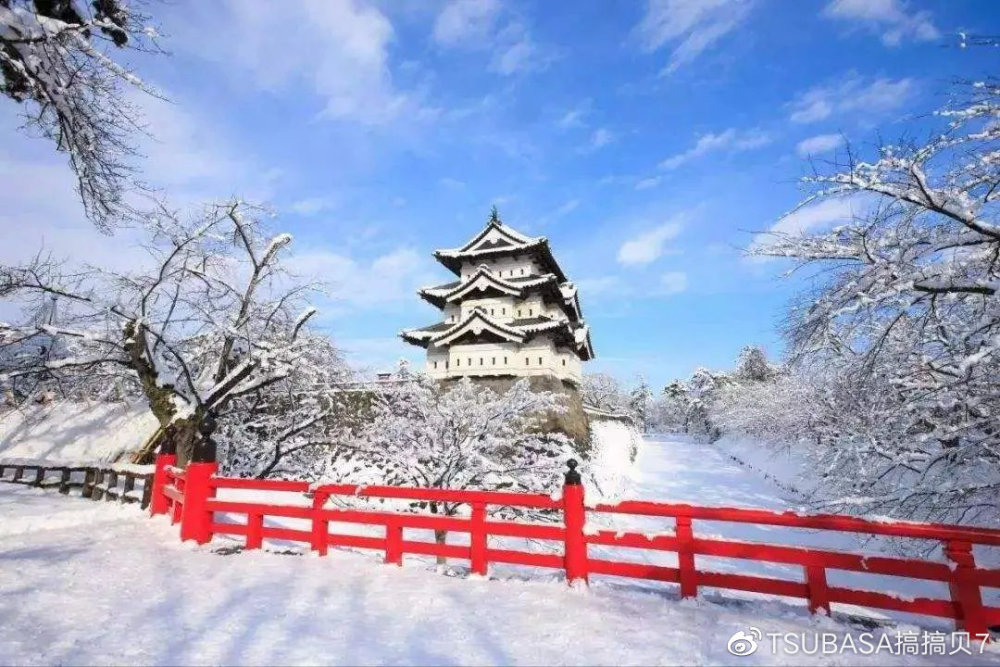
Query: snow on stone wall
xmin=0 ymin=400 xmax=158 ymax=465
xmin=587 ymin=418 xmax=641 ymax=501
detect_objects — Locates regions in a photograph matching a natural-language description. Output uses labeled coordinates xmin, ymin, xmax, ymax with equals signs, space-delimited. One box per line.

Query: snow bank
xmin=587 ymin=418 xmax=641 ymax=501
xmin=0 ymin=400 xmax=158 ymax=465
xmin=712 ymin=434 xmax=821 ymax=499
xmin=4 ymin=484 xmax=996 ymax=666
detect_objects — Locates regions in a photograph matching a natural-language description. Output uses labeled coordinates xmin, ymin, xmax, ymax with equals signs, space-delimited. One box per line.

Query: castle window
xmin=480 ymin=357 xmax=484 ymax=366
xmin=433 ymin=361 xmax=438 ymax=369
xmin=445 ymin=361 xmax=449 ymax=369
xmin=561 ymin=359 xmax=566 ymax=366
xmin=492 ymin=357 xmax=496 ymax=365
xmin=538 ymin=357 xmax=543 ymax=365
xmin=529 ymin=309 xmax=533 ymax=316
xmin=504 ymin=356 xmax=507 ymax=364
xmin=455 ymin=358 xmax=460 ymax=367
xmin=525 ymin=357 xmax=529 ymax=365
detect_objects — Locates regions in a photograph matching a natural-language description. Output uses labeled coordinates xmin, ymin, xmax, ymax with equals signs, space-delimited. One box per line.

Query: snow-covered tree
xmin=627 ymin=377 xmax=654 ymax=431
xmin=581 ymin=372 xmax=630 ymax=414
xmin=0 ymin=199 xmax=328 ymax=466
xmin=321 ymin=376 xmax=578 ymax=551
xmin=734 ymin=345 xmax=774 ymax=383
xmin=1 ymin=0 xmax=159 ymax=229
xmin=219 ymin=335 xmax=357 ymax=479
xmin=749 ymin=79 xmax=1000 ymax=524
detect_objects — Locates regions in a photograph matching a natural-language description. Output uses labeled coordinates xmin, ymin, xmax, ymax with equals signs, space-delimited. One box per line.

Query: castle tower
xmin=401 ymin=209 xmax=594 ymax=386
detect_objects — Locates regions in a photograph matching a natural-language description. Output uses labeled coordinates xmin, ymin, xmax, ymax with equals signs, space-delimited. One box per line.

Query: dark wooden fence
xmin=0 ymin=460 xmax=155 ymax=509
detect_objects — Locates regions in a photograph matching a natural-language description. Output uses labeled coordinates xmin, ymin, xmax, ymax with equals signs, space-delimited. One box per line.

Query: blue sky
xmin=1 ymin=0 xmax=997 ymax=389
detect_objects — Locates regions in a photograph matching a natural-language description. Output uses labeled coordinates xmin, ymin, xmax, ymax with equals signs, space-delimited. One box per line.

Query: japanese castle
xmin=401 ymin=209 xmax=594 ymax=386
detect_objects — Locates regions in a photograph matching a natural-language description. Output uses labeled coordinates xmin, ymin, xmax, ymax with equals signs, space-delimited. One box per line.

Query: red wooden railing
xmin=150 ymin=455 xmax=1000 ymax=638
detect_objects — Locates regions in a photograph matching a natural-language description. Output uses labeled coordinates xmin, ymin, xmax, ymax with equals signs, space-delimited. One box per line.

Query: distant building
xmin=401 ymin=209 xmax=594 ymax=386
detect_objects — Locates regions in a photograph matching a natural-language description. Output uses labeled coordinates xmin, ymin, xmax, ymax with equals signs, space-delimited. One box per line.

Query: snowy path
xmin=600 ymin=435 xmax=993 ymax=626
xmin=2 ymin=483 xmax=998 ymax=665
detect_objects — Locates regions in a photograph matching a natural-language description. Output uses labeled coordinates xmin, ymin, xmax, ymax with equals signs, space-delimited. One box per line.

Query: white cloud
xmin=635 ymin=177 xmax=662 ymax=190
xmin=289 ymin=197 xmax=336 ymax=217
xmin=659 ymin=128 xmax=770 ymax=170
xmin=789 ymin=75 xmax=915 ymax=124
xmin=557 ymin=100 xmax=592 ymax=129
xmin=823 ymin=0 xmax=939 ymax=46
xmin=660 ymin=271 xmax=688 ymax=295
xmin=617 ymin=220 xmax=683 ymax=266
xmin=179 ymin=1 xmax=418 ymax=126
xmin=432 ymin=1 xmax=547 ymax=76
xmin=634 ymin=0 xmax=754 ymax=73
xmin=748 ymin=198 xmax=861 ymax=259
xmin=588 ymin=128 xmax=615 ymax=151
xmin=796 ymin=133 xmax=845 ymax=156
xmin=439 ymin=177 xmax=466 ymax=189
xmin=554 ymin=199 xmax=580 ymax=216
xmin=290 ymin=247 xmax=436 ymax=311
xmin=432 ymin=0 xmax=501 ymax=46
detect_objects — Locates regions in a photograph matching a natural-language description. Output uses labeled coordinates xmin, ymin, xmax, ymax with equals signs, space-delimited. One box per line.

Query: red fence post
xmin=805 ymin=565 xmax=830 ymax=615
xmin=149 ymin=453 xmax=176 ymax=516
xmin=470 ymin=502 xmax=488 ymax=577
xmin=311 ymin=491 xmax=329 ymax=556
xmin=944 ymin=540 xmax=988 ymax=638
xmin=385 ymin=521 xmax=403 ymax=566
xmin=179 ymin=461 xmax=217 ymax=544
xmin=562 ymin=460 xmax=589 ymax=586
xmin=246 ymin=513 xmax=263 ymax=550
xmin=675 ymin=515 xmax=697 ymax=599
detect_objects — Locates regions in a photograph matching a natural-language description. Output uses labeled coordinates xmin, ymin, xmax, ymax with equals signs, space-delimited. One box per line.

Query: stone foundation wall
xmin=444 ymin=374 xmax=591 ymax=456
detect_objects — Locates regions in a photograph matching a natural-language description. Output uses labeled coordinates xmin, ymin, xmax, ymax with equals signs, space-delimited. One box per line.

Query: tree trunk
xmin=434 ymin=529 xmax=448 ymax=566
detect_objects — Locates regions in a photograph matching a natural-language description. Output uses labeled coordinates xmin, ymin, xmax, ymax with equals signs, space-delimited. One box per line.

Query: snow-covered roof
xmin=400 ymin=310 xmax=594 ymax=360
xmin=432 ymin=219 xmax=567 ymax=282
xmin=417 ymin=267 xmax=584 ymax=323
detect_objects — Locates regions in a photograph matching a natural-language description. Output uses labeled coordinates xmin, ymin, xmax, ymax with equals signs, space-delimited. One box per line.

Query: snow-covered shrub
xmin=321 ymin=376 xmax=578 ymax=524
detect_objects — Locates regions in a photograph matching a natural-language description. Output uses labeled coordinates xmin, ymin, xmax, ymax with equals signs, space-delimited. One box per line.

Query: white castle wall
xmin=422 ymin=251 xmax=585 ymax=385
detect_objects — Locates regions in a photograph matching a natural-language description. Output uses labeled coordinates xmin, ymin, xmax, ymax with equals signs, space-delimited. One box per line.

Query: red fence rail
xmin=149 ymin=455 xmax=1000 ymax=638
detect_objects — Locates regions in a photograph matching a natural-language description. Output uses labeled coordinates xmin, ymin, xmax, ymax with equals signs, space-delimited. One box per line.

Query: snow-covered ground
xmin=0 ymin=400 xmax=156 ymax=464
xmin=2 ymin=433 xmax=999 ymax=665
xmin=2 ymin=483 xmax=997 ymax=666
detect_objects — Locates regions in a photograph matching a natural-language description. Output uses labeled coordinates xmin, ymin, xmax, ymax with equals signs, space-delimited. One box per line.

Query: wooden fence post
xmin=562 ymin=459 xmax=589 ymax=586
xmin=121 ymin=473 xmax=135 ymax=503
xmin=31 ymin=466 xmax=44 ymax=486
xmin=311 ymin=491 xmax=329 ymax=556
xmin=945 ymin=540 xmax=988 ymax=638
xmin=58 ymin=468 xmax=71 ymax=495
xmin=149 ymin=454 xmax=176 ymax=515
xmin=81 ymin=468 xmax=96 ymax=499
xmin=805 ymin=565 xmax=830 ymax=615
xmin=92 ymin=469 xmax=105 ymax=501
xmin=179 ymin=461 xmax=216 ymax=544
xmin=105 ymin=470 xmax=118 ymax=501
xmin=385 ymin=521 xmax=403 ymax=566
xmin=675 ymin=515 xmax=697 ymax=599
xmin=246 ymin=513 xmax=264 ymax=550
xmin=470 ymin=502 xmax=488 ymax=577
xmin=140 ymin=474 xmax=153 ymax=510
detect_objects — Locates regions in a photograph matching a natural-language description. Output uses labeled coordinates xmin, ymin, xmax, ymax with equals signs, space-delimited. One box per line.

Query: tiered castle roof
xmin=401 ymin=211 xmax=595 ymax=365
